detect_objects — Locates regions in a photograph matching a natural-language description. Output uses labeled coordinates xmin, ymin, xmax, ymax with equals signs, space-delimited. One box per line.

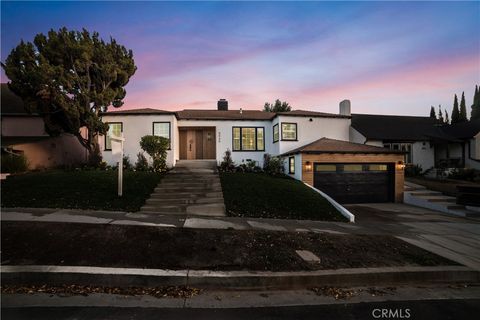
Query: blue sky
xmin=1 ymin=1 xmax=479 ymax=115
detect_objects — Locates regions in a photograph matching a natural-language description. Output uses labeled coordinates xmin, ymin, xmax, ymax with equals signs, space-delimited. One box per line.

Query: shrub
xmin=139 ymin=135 xmax=169 ymax=172
xmin=405 ymin=164 xmax=423 ymax=177
xmin=135 ymin=152 xmax=149 ymax=171
xmin=448 ymin=168 xmax=479 ymax=182
xmin=219 ymin=149 xmax=235 ymax=172
xmin=264 ymin=155 xmax=284 ymax=175
xmin=1 ymin=152 xmax=28 ymax=173
xmin=122 ymin=155 xmax=133 ymax=170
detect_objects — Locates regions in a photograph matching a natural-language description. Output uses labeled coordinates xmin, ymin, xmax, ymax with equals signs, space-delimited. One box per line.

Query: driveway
xmin=345 ymin=203 xmax=480 ymax=271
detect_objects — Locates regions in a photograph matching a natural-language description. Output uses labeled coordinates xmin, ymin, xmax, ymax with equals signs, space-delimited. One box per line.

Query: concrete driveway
xmin=345 ymin=203 xmax=480 ymax=271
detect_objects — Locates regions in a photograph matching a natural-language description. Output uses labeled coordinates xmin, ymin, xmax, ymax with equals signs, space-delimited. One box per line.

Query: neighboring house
xmin=350 ymin=114 xmax=480 ymax=171
xmin=440 ymin=119 xmax=480 ymax=170
xmin=1 ymin=84 xmax=88 ymax=169
xmin=101 ymin=99 xmax=405 ymax=204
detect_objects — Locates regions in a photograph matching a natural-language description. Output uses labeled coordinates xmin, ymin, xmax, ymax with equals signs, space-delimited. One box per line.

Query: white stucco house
xmin=100 ymin=100 xmax=406 ymax=204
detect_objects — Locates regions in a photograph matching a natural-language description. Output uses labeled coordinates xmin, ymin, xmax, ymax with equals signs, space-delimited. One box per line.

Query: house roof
xmin=175 ymin=109 xmax=275 ymax=120
xmin=441 ymin=119 xmax=480 ymax=139
xmin=1 ymin=83 xmax=30 ymax=115
xmin=282 ymin=137 xmax=404 ymax=156
xmin=351 ymin=113 xmax=458 ymax=142
xmin=102 ymin=108 xmax=174 ymax=116
xmin=277 ymin=110 xmax=350 ymax=119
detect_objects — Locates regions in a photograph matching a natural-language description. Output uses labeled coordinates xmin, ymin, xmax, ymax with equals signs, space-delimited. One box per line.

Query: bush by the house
xmin=135 ymin=152 xmax=149 ymax=171
xmin=1 ymin=152 xmax=28 ymax=173
xmin=219 ymin=149 xmax=235 ymax=172
xmin=263 ymin=154 xmax=284 ymax=175
xmin=448 ymin=168 xmax=479 ymax=182
xmin=140 ymin=135 xmax=169 ymax=172
xmin=122 ymin=155 xmax=133 ymax=170
xmin=237 ymin=159 xmax=262 ymax=173
xmin=405 ymin=164 xmax=423 ymax=177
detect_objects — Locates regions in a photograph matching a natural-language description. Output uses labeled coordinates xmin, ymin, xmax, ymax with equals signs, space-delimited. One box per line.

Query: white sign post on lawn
xmin=110 ymin=133 xmax=125 ymax=197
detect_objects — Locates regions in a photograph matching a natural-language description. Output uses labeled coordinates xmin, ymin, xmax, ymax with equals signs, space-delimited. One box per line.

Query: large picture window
xmin=105 ymin=122 xmax=123 ymax=150
xmin=281 ymin=123 xmax=297 ymax=141
xmin=232 ymin=127 xmax=265 ymax=151
xmin=153 ymin=122 xmax=171 ymax=148
xmin=273 ymin=124 xmax=279 ymax=143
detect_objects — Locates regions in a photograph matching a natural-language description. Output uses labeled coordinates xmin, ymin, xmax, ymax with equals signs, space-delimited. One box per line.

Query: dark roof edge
xmin=281 ymin=150 xmax=405 ymax=157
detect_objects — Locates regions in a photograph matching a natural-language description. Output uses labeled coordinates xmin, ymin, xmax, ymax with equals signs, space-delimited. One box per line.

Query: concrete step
xmin=416 ymin=196 xmax=457 ymax=203
xmin=140 ymin=205 xmax=185 ymax=213
xmin=149 ymin=191 xmax=223 ymax=199
xmin=154 ymin=186 xmax=223 ymax=193
xmin=408 ymin=191 xmax=443 ymax=196
xmin=145 ymin=197 xmax=224 ymax=205
xmin=162 ymin=177 xmax=220 ymax=183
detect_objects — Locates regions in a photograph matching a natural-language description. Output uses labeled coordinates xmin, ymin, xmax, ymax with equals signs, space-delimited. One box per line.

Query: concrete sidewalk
xmin=2 ymin=203 xmax=480 ymax=271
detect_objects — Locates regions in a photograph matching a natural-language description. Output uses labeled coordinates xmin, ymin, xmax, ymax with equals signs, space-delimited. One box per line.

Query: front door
xmin=179 ymin=128 xmax=215 ymax=160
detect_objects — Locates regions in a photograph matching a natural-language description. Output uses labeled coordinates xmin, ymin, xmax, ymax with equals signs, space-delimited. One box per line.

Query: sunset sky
xmin=1 ymin=1 xmax=479 ymax=116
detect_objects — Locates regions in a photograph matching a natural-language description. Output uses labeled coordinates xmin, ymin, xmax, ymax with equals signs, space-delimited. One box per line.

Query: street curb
xmin=2 ymin=265 xmax=479 ymax=290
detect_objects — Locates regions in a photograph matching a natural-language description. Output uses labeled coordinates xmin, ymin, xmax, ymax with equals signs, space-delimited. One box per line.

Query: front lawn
xmin=1 ymin=170 xmax=162 ymax=211
xmin=220 ymin=172 xmax=346 ymax=221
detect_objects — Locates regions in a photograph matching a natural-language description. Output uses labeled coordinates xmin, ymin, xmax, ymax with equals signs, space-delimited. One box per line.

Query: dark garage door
xmin=313 ymin=163 xmax=394 ymax=204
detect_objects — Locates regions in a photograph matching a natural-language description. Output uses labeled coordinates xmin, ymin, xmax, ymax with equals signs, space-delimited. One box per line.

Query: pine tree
xmin=459 ymin=91 xmax=467 ymax=122
xmin=451 ymin=94 xmax=460 ymax=124
xmin=471 ymin=85 xmax=480 ymax=120
xmin=445 ymin=109 xmax=449 ymax=124
xmin=429 ymin=106 xmax=436 ymax=118
xmin=438 ymin=105 xmax=444 ymax=123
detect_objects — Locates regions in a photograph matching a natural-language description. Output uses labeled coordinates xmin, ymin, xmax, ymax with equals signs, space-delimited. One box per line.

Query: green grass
xmin=220 ymin=172 xmax=347 ymax=221
xmin=1 ymin=170 xmax=163 ymax=211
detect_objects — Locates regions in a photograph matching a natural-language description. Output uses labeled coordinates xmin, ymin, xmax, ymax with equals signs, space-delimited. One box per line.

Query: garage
xmin=282 ymin=138 xmax=405 ymax=203
xmin=313 ymin=163 xmax=394 ymax=204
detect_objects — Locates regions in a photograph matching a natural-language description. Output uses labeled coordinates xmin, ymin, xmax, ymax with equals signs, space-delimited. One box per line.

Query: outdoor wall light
xmin=396 ymin=161 xmax=406 ymax=170
xmin=305 ymin=161 xmax=312 ymax=171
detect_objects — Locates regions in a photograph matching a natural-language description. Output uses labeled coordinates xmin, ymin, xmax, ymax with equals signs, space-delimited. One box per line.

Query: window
xmin=273 ymin=124 xmax=279 ymax=143
xmin=105 ymin=122 xmax=122 ymax=150
xmin=368 ymin=164 xmax=388 ymax=171
xmin=343 ymin=164 xmax=363 ymax=172
xmin=315 ymin=164 xmax=337 ymax=172
xmin=384 ymin=143 xmax=412 ymax=164
xmin=153 ymin=122 xmax=171 ymax=149
xmin=281 ymin=123 xmax=297 ymax=141
xmin=232 ymin=127 xmax=265 ymax=151
xmin=289 ymin=157 xmax=295 ymax=174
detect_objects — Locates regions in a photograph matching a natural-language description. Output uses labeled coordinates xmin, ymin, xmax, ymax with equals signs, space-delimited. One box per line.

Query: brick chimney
xmin=217 ymin=99 xmax=228 ymax=111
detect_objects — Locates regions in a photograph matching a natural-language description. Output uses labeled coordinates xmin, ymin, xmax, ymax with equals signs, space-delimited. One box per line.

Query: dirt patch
xmin=1 ymin=222 xmax=456 ymax=271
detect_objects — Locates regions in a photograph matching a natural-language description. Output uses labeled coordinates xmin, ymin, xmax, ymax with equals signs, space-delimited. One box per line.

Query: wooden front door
xmin=179 ymin=128 xmax=215 ymax=160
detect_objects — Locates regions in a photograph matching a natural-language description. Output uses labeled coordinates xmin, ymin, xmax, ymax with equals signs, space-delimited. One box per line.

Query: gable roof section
xmin=442 ymin=119 xmax=480 ymax=139
xmin=176 ymin=109 xmax=275 ymax=120
xmin=282 ymin=137 xmax=404 ymax=156
xmin=351 ymin=113 xmax=452 ymax=141
xmin=1 ymin=83 xmax=30 ymax=115
xmin=277 ymin=110 xmax=350 ymax=119
xmin=102 ymin=108 xmax=174 ymax=116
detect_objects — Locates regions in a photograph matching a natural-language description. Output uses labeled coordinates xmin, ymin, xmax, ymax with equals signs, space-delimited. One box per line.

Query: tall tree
xmin=438 ymin=105 xmax=444 ymax=124
xmin=471 ymin=85 xmax=480 ymax=120
xmin=429 ymin=106 xmax=436 ymax=118
xmin=263 ymin=99 xmax=292 ymax=112
xmin=459 ymin=91 xmax=467 ymax=122
xmin=444 ymin=109 xmax=449 ymax=124
xmin=451 ymin=94 xmax=460 ymax=124
xmin=1 ymin=27 xmax=137 ymax=156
